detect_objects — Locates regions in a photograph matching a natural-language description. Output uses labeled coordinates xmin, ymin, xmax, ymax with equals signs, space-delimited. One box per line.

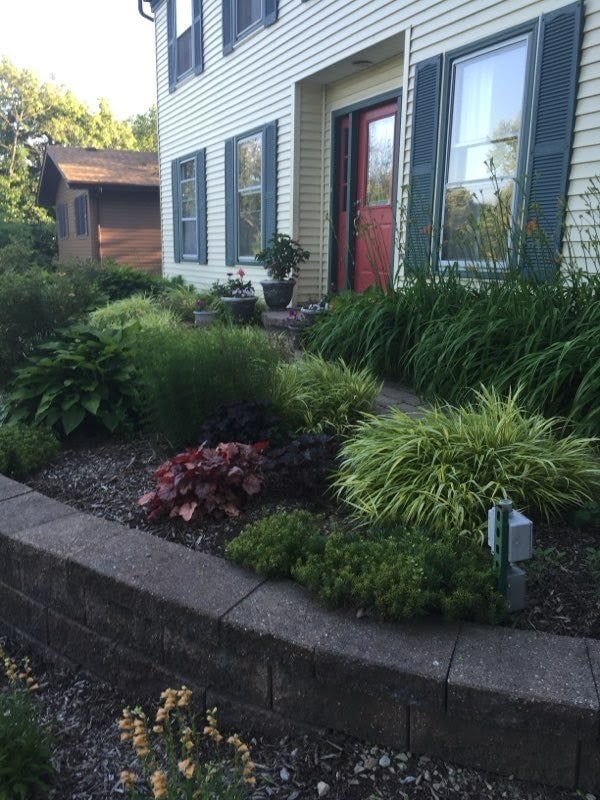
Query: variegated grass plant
xmin=272 ymin=353 xmax=381 ymax=434
xmin=335 ymin=386 xmax=600 ymax=541
xmin=119 ymin=688 xmax=255 ymax=800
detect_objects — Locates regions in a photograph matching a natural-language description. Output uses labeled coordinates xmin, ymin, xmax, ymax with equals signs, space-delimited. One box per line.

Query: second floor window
xmin=235 ymin=0 xmax=262 ymax=37
xmin=168 ymin=0 xmax=203 ymax=90
xmin=222 ymin=0 xmax=277 ymax=54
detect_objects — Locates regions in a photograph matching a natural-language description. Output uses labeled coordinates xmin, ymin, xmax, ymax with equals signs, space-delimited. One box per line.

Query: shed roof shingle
xmin=44 ymin=145 xmax=159 ymax=188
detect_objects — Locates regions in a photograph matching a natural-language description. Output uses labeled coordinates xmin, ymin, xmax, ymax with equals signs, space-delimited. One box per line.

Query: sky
xmin=0 ymin=0 xmax=157 ymax=120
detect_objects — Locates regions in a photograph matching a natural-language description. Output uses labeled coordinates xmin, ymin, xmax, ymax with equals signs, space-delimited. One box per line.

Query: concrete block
xmin=0 ymin=491 xmax=76 ymax=534
xmin=411 ymin=706 xmax=578 ymax=788
xmin=0 ymin=581 xmax=47 ymax=643
xmin=448 ymin=624 xmax=599 ymax=736
xmin=272 ymin=661 xmax=409 ymax=749
xmin=0 ymin=475 xmax=32 ymax=502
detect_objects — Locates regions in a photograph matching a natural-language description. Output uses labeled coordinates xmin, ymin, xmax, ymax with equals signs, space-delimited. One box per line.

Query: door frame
xmin=329 ymin=88 xmax=402 ymax=292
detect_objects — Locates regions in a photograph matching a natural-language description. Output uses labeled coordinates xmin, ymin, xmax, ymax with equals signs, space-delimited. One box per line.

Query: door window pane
xmin=366 ymin=115 xmax=395 ymax=206
xmin=442 ymin=38 xmax=528 ymax=263
xmin=236 ymin=0 xmax=262 ymax=35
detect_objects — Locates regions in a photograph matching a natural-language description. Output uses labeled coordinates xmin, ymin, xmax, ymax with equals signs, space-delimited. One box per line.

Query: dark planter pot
xmin=193 ymin=310 xmax=219 ymax=327
xmin=260 ymin=280 xmax=296 ymax=311
xmin=221 ymin=296 xmax=258 ymax=323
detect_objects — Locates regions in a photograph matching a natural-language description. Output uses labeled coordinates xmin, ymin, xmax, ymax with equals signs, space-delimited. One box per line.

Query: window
xmin=57 ymin=203 xmax=69 ymax=239
xmin=441 ymin=37 xmax=529 ymax=264
xmin=222 ymin=0 xmax=278 ymax=54
xmin=172 ymin=150 xmax=207 ymax=263
xmin=406 ymin=1 xmax=583 ymax=277
xmin=225 ymin=121 xmax=277 ymax=265
xmin=74 ymin=194 xmax=88 ymax=237
xmin=168 ymin=0 xmax=203 ymax=91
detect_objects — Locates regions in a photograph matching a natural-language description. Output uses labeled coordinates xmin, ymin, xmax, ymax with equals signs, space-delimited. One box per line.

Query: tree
xmin=0 ymin=57 xmax=153 ymax=224
xmin=129 ymin=105 xmax=158 ymax=151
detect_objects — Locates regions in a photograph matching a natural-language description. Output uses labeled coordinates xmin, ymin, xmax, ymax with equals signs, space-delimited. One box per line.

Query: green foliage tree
xmin=0 ymin=57 xmax=155 ymax=225
xmin=129 ymin=104 xmax=158 ymax=151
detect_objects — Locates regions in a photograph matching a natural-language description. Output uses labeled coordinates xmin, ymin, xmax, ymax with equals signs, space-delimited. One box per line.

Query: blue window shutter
xmin=523 ymin=1 xmax=583 ymax=279
xmin=172 ymin=159 xmax=182 ymax=262
xmin=225 ymin=138 xmax=235 ymax=265
xmin=192 ymin=0 xmax=203 ymax=74
xmin=222 ymin=0 xmax=234 ymax=55
xmin=263 ymin=121 xmax=277 ymax=246
xmin=196 ymin=149 xmax=207 ymax=264
xmin=264 ymin=0 xmax=278 ymax=26
xmin=167 ymin=0 xmax=176 ymax=91
xmin=406 ymin=56 xmax=442 ymax=273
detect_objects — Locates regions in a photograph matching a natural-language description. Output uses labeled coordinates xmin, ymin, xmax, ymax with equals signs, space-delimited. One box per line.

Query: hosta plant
xmin=5 ymin=322 xmax=139 ymax=436
xmin=139 ymin=441 xmax=268 ymax=521
xmin=335 ymin=386 xmax=600 ymax=540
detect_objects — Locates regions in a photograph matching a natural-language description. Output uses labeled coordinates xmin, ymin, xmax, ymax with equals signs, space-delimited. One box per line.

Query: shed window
xmin=74 ymin=194 xmax=88 ymax=237
xmin=57 ymin=203 xmax=69 ymax=239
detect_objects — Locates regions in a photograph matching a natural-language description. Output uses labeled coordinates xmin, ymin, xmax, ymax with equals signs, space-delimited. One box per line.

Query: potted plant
xmin=210 ymin=268 xmax=257 ymax=323
xmin=255 ymin=233 xmax=310 ymax=311
xmin=193 ymin=298 xmax=219 ymax=327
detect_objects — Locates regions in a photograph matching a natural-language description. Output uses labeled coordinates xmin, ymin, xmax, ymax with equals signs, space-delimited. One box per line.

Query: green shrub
xmin=134 ymin=325 xmax=285 ymax=447
xmin=226 ymin=510 xmax=326 ymax=577
xmin=0 ymin=424 xmax=59 ymax=479
xmin=5 ymin=323 xmax=139 ymax=436
xmin=95 ymin=261 xmax=166 ymax=301
xmin=0 ymin=646 xmax=55 ymax=800
xmin=0 ymin=267 xmax=100 ymax=384
xmin=272 ymin=354 xmax=381 ymax=434
xmin=156 ymin=283 xmax=200 ymax=322
xmin=335 ymin=386 xmax=600 ymax=540
xmin=294 ymin=525 xmax=505 ymax=623
xmin=0 ymin=220 xmax=57 ymax=272
xmin=89 ymin=294 xmax=180 ymax=331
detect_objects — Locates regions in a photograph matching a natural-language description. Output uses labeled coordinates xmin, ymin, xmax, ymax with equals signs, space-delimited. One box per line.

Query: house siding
xmin=154 ymin=0 xmax=600 ymax=295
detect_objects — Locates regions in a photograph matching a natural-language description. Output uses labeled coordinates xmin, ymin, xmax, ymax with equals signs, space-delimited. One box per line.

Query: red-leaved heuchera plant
xmin=138 ymin=441 xmax=268 ymax=521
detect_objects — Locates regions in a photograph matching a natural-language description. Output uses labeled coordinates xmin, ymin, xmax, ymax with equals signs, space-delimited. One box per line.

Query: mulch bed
xmin=4 ymin=434 xmax=597 ymax=798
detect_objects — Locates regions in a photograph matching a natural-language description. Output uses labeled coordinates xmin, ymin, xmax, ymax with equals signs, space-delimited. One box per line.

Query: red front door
xmin=335 ymin=100 xmax=398 ymax=292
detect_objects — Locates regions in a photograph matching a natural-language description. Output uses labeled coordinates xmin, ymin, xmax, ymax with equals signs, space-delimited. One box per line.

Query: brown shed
xmin=38 ymin=146 xmax=162 ymax=274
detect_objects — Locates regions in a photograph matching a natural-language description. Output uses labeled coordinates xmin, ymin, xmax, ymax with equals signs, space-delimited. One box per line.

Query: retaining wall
xmin=0 ymin=473 xmax=599 ymax=792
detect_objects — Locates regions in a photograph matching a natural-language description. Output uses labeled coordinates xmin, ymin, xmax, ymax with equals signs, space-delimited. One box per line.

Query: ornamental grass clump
xmin=0 ymin=644 xmax=54 ymax=800
xmin=335 ymin=386 xmax=600 ymax=541
xmin=273 ymin=353 xmax=381 ymax=434
xmin=88 ymin=294 xmax=180 ymax=332
xmin=119 ymin=689 xmax=255 ymax=799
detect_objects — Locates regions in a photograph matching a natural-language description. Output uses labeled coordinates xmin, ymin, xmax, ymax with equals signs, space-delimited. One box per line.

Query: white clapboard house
xmin=141 ymin=0 xmax=600 ymax=299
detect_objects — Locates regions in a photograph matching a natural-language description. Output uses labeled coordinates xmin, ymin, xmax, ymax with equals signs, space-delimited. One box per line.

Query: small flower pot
xmin=221 ymin=296 xmax=258 ymax=323
xmin=193 ymin=310 xmax=219 ymax=327
xmin=260 ymin=279 xmax=296 ymax=311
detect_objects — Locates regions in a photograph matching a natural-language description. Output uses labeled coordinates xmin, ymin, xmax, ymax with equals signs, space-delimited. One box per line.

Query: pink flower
xmin=237 ymin=268 xmax=246 ymax=278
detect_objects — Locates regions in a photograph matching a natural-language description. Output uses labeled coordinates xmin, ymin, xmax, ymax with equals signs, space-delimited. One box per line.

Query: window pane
xmin=238 ymin=133 xmax=262 ymax=189
xmin=177 ymin=28 xmax=192 ymax=76
xmin=238 ymin=191 xmax=261 ymax=258
xmin=442 ymin=38 xmax=528 ymax=263
xmin=176 ymin=0 xmax=192 ymax=36
xmin=236 ymin=0 xmax=262 ymax=35
xmin=182 ymin=220 xmax=197 ymax=257
xmin=180 ymin=159 xmax=195 ymax=181
xmin=366 ymin=115 xmax=395 ymax=206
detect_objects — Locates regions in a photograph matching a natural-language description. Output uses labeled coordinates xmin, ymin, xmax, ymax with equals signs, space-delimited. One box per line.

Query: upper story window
xmin=222 ymin=0 xmax=278 ymax=54
xmin=172 ymin=150 xmax=207 ymax=264
xmin=225 ymin=121 xmax=277 ymax=265
xmin=74 ymin=194 xmax=88 ymax=237
xmin=57 ymin=203 xmax=69 ymax=239
xmin=168 ymin=0 xmax=203 ymax=91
